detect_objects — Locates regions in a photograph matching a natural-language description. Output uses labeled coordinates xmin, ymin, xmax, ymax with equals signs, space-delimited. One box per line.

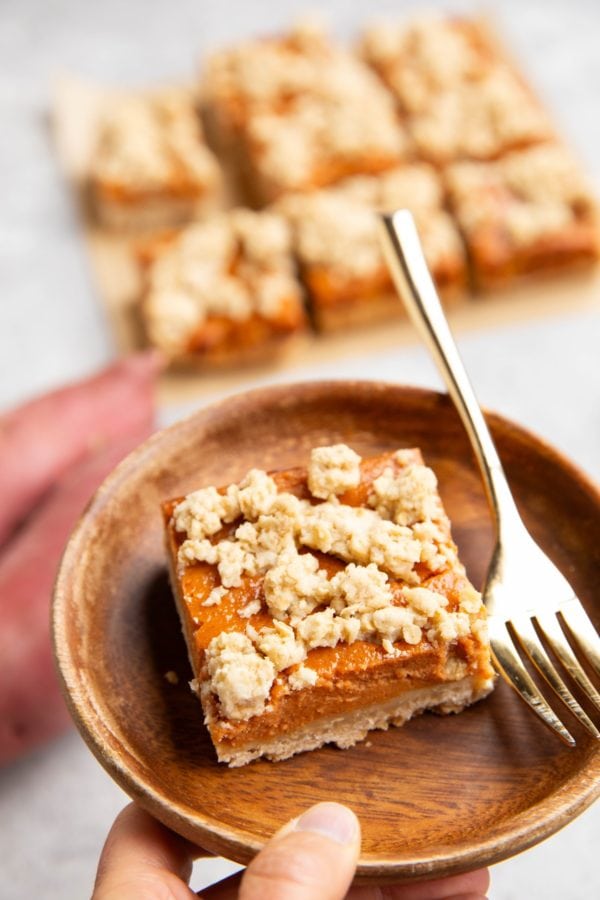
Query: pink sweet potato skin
xmin=0 ymin=425 xmax=153 ymax=767
xmin=0 ymin=350 xmax=163 ymax=548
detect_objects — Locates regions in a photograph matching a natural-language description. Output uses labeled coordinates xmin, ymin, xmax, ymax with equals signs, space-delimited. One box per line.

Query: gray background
xmin=1 ymin=1 xmax=599 ymax=897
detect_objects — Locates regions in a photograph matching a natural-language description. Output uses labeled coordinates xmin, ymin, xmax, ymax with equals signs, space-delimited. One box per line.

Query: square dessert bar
xmin=202 ymin=19 xmax=409 ymax=204
xmin=446 ymin=144 xmax=599 ymax=288
xmin=360 ymin=15 xmax=552 ymax=166
xmin=164 ymin=444 xmax=495 ymax=766
xmin=90 ymin=88 xmax=222 ymax=230
xmin=141 ymin=209 xmax=306 ymax=365
xmin=276 ymin=164 xmax=467 ymax=331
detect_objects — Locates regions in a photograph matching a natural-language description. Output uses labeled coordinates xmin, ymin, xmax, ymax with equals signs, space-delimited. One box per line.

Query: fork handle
xmin=379 ymin=210 xmax=520 ymax=535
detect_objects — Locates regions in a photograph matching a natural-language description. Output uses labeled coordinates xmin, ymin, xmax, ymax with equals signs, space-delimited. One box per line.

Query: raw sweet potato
xmin=0 ymin=350 xmax=163 ymax=548
xmin=0 ymin=425 xmax=153 ymax=766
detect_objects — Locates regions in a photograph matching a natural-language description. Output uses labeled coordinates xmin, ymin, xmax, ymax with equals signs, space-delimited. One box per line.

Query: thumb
xmin=239 ymin=802 xmax=360 ymax=900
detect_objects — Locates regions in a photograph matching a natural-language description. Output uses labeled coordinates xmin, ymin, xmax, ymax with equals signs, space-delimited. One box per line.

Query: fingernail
xmin=294 ymin=802 xmax=358 ymax=845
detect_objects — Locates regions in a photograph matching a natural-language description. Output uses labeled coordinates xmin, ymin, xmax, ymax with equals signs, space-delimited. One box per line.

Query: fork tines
xmin=491 ymin=604 xmax=600 ymax=745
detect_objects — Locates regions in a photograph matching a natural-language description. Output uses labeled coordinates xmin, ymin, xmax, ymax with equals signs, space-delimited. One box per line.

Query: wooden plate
xmin=52 ymin=381 xmax=600 ymax=883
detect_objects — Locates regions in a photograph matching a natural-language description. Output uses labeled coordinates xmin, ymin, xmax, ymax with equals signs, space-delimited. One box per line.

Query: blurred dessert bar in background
xmin=67 ymin=12 xmax=599 ymax=367
xmin=360 ymin=15 xmax=553 ymax=166
xmin=202 ymin=18 xmax=409 ymax=204
xmin=141 ymin=209 xmax=306 ymax=364
xmin=277 ymin=164 xmax=466 ymax=331
xmin=447 ymin=144 xmax=599 ymax=287
xmin=90 ymin=88 xmax=222 ymax=230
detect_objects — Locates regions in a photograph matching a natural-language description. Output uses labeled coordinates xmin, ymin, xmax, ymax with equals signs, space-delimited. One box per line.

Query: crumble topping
xmin=203 ymin=20 xmax=407 ymax=196
xmin=499 ymin=144 xmax=593 ymax=203
xmin=238 ymin=598 xmax=262 ymax=619
xmin=92 ymin=89 xmax=219 ymax=194
xmin=175 ymin=445 xmax=487 ymax=722
xmin=361 ymin=16 xmax=550 ymax=163
xmin=254 ymin=620 xmax=306 ymax=671
xmin=298 ymin=501 xmax=425 ymax=580
xmin=238 ymin=468 xmax=279 ymax=519
xmin=276 ymin=165 xmax=464 ymax=281
xmin=263 ymin=551 xmax=329 ymax=620
xmin=277 ymin=191 xmax=379 ymax=276
xmin=203 ymin=585 xmax=228 ymax=607
xmin=408 ymin=66 xmax=551 ymax=164
xmin=174 ymin=483 xmax=240 ymax=539
xmin=373 ymin=604 xmax=422 ymax=645
xmin=339 ymin=165 xmax=443 ymax=210
xmin=328 ymin=562 xmax=392 ymax=613
xmin=447 ymin=144 xmax=597 ymax=246
xmin=370 ymin=459 xmax=441 ymax=526
xmin=472 ymin=618 xmax=489 ymax=644
xmin=458 ymin=583 xmax=482 ymax=614
xmin=204 ymin=632 xmax=275 ymax=721
xmin=307 ymin=443 xmax=362 ymax=499
xmin=203 ymin=17 xmax=332 ymax=107
xmin=175 ymin=446 xmax=456 ymax=590
xmin=288 ymin=665 xmax=318 ymax=691
xmin=360 ymin=15 xmax=491 ymax=114
xmin=230 ymin=208 xmax=292 ymax=264
xmin=296 ymin=607 xmax=361 ymax=649
xmin=245 ymin=88 xmax=406 ymax=196
xmin=143 ymin=210 xmax=302 ymax=353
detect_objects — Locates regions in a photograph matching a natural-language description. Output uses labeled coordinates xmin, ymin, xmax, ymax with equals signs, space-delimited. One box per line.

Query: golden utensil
xmin=380 ymin=209 xmax=600 ymax=745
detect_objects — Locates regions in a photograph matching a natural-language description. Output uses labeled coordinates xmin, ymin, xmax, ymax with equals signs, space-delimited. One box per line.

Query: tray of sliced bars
xmin=53 ymin=13 xmax=600 ymax=404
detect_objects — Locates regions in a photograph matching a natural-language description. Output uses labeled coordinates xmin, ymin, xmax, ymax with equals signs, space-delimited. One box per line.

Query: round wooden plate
xmin=52 ymin=382 xmax=600 ymax=883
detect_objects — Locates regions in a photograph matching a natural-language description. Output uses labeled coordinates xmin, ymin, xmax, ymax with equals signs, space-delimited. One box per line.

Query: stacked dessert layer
xmin=141 ymin=209 xmax=306 ymax=362
xmin=164 ymin=444 xmax=495 ymax=766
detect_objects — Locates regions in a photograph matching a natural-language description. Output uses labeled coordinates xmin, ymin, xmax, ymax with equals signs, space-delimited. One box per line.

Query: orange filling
xmin=97 ymin=175 xmax=206 ymax=205
xmin=185 ymin=296 xmax=305 ymax=356
xmin=304 ymin=259 xmax=465 ymax=312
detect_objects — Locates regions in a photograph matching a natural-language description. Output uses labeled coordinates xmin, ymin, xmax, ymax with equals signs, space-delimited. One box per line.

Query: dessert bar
xmin=202 ymin=19 xmax=409 ymax=204
xmin=361 ymin=15 xmax=552 ymax=165
xmin=141 ymin=208 xmax=306 ymax=364
xmin=446 ymin=144 xmax=599 ymax=288
xmin=164 ymin=444 xmax=495 ymax=766
xmin=90 ymin=88 xmax=222 ymax=230
xmin=277 ymin=165 xmax=467 ymax=331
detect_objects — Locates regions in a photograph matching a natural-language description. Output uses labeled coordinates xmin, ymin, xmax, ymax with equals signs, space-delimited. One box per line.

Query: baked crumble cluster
xmin=142 ymin=208 xmax=306 ymax=361
xmin=203 ymin=17 xmax=408 ymax=203
xmin=90 ymin=88 xmax=221 ymax=229
xmin=164 ymin=444 xmax=495 ymax=765
xmin=446 ymin=144 xmax=599 ymax=286
xmin=89 ymin=14 xmax=598 ymax=363
xmin=275 ymin=164 xmax=466 ymax=329
xmin=360 ymin=15 xmax=552 ymax=164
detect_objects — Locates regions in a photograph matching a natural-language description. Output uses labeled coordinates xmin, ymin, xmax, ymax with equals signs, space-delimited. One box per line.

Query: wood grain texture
xmin=52 ymin=382 xmax=600 ymax=883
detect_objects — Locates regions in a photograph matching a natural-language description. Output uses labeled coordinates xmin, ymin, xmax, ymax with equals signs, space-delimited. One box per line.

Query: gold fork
xmin=380 ymin=209 xmax=600 ymax=745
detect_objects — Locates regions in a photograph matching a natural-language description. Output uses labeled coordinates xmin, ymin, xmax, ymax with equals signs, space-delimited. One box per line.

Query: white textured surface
xmin=0 ymin=1 xmax=599 ymax=898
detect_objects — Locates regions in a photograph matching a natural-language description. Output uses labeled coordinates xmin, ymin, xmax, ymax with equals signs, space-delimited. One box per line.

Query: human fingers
xmin=93 ymin=803 xmax=206 ymax=899
xmin=346 ymin=867 xmax=490 ymax=899
xmin=0 ymin=349 xmax=162 ymax=546
xmin=233 ymin=801 xmax=360 ymax=900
